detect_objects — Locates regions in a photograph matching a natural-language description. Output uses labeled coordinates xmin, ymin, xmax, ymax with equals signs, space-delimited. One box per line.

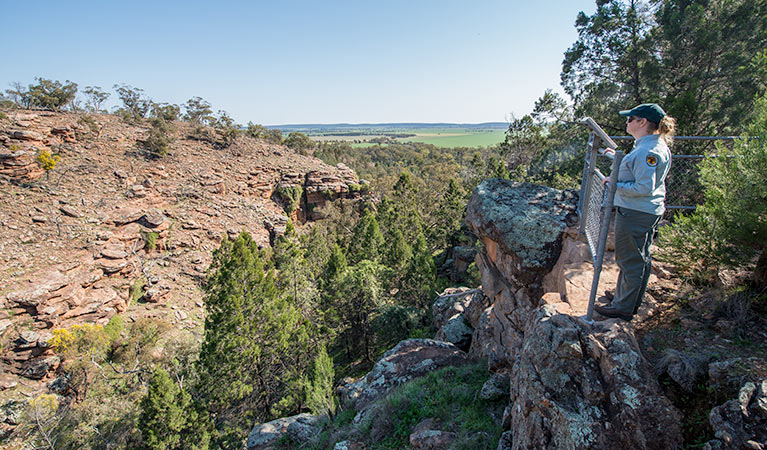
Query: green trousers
xmin=612 ymin=206 xmax=662 ymax=315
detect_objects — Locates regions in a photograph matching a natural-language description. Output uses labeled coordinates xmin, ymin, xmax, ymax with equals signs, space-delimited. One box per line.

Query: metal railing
xmin=577 ymin=118 xmax=739 ymax=322
xmin=578 ymin=118 xmax=623 ymax=323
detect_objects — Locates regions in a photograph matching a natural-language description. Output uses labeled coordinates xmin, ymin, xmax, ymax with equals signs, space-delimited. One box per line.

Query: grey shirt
xmin=614 ymin=134 xmax=671 ymax=215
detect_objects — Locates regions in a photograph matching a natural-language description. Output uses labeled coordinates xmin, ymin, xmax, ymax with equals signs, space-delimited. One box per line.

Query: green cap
xmin=619 ymin=103 xmax=666 ymax=123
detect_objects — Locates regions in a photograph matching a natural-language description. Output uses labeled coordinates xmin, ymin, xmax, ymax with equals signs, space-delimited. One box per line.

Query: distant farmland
xmin=272 ymin=123 xmax=508 ymax=148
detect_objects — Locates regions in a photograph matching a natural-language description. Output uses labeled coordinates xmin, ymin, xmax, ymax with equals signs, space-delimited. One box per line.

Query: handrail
xmin=582 ymin=117 xmax=618 ymax=149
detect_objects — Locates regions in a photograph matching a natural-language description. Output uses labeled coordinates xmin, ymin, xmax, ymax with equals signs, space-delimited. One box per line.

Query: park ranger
xmin=596 ymin=103 xmax=676 ymax=321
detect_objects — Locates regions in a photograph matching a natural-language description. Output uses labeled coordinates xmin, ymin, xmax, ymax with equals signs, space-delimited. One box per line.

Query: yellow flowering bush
xmin=50 ymin=323 xmax=109 ymax=357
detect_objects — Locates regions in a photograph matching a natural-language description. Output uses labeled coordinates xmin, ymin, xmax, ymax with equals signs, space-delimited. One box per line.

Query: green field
xmin=278 ymin=124 xmax=508 ymax=149
xmin=397 ymin=128 xmax=506 ymax=148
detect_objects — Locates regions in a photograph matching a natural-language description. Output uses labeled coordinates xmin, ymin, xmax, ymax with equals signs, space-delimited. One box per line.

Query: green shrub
xmin=104 ymin=314 xmax=125 ymax=342
xmin=658 ymin=92 xmax=767 ymax=286
xmin=130 ymin=277 xmax=146 ymax=303
xmin=278 ymin=185 xmax=303 ymax=214
xmin=77 ymin=114 xmax=99 ymax=135
xmin=143 ymin=118 xmax=175 ymax=158
xmin=284 ymin=132 xmax=316 ymax=153
xmin=0 ymin=111 xmax=8 ymax=121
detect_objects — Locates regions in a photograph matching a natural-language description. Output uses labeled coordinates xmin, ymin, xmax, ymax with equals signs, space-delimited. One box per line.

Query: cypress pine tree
xmin=139 ymin=368 xmax=210 ymax=450
xmin=400 ymin=232 xmax=437 ymax=309
xmin=348 ymin=209 xmax=385 ymax=264
xmin=338 ymin=260 xmax=384 ymax=363
xmin=273 ymin=219 xmax=319 ymax=314
xmin=305 ymin=345 xmax=336 ymax=416
xmin=196 ymin=231 xmax=310 ymax=447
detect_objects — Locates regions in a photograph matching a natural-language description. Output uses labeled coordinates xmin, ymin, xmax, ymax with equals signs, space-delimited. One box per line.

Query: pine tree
xmin=305 ymin=345 xmax=336 ymax=416
xmin=400 ymin=232 xmax=437 ymax=309
xmin=429 ymin=178 xmax=466 ymax=251
xmin=274 ymin=220 xmax=319 ymax=314
xmin=196 ymin=231 xmax=310 ymax=447
xmin=338 ymin=260 xmax=384 ymax=363
xmin=348 ymin=209 xmax=384 ymax=264
xmin=139 ymin=368 xmax=210 ymax=450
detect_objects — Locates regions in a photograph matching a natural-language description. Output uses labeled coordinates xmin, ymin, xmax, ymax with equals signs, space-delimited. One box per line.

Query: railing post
xmin=585 ymin=150 xmax=624 ymax=323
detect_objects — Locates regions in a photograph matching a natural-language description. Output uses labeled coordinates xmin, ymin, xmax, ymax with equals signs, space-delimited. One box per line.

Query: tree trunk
xmin=754 ymin=247 xmax=767 ymax=288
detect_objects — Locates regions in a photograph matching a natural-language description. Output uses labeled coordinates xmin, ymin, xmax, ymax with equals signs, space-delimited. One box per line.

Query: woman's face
xmin=625 ymin=115 xmax=646 ymax=138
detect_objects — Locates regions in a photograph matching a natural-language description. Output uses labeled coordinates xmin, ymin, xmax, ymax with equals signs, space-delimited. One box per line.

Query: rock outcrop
xmin=463 ymin=179 xmax=683 ymax=449
xmin=246 ymin=413 xmax=320 ymax=450
xmin=704 ymin=379 xmax=767 ymax=449
xmin=337 ymin=339 xmax=470 ymax=420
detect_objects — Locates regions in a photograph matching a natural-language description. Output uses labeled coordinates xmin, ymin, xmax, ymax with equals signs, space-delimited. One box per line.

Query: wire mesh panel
xmin=583 ymin=169 xmax=606 ymax=261
xmin=665 ymin=155 xmax=705 ymax=211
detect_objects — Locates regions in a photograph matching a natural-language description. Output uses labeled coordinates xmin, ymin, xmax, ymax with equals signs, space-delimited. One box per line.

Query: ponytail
xmin=657 ymin=115 xmax=676 ymax=146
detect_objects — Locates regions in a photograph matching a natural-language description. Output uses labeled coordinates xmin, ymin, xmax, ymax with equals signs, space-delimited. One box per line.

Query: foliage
xmin=284 ymin=131 xmax=316 ymax=154
xmin=213 ymin=110 xmax=240 ymax=147
xmin=50 ymin=323 xmax=110 ymax=357
xmin=358 ymin=363 xmax=502 ymax=449
xmin=654 ymin=0 xmax=767 ymax=136
xmin=103 ymin=314 xmax=125 ymax=342
xmin=150 ymin=102 xmax=181 ymax=121
xmin=305 ymin=346 xmax=336 ymax=417
xmin=114 ymin=84 xmax=151 ymax=122
xmin=246 ymin=122 xmax=269 ymax=139
xmin=138 ymin=368 xmax=210 ymax=450
xmin=143 ymin=118 xmax=176 ymax=158
xmin=131 ymin=276 xmax=147 ymax=303
xmin=658 ymin=92 xmax=767 ymax=286
xmin=82 ymin=86 xmax=110 ymax=112
xmin=184 ymin=97 xmax=213 ymax=125
xmin=196 ymin=231 xmax=311 ymax=446
xmin=278 ymin=185 xmax=303 ymax=214
xmin=77 ymin=114 xmax=101 ymax=138
xmin=35 ymin=148 xmax=60 ymax=179
xmin=26 ymin=77 xmax=79 ymax=110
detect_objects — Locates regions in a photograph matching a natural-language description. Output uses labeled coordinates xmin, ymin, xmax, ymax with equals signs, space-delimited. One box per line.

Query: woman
xmin=596 ymin=103 xmax=676 ymax=321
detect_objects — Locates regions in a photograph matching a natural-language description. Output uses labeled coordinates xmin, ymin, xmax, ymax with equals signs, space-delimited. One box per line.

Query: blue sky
xmin=0 ymin=1 xmax=595 ymax=125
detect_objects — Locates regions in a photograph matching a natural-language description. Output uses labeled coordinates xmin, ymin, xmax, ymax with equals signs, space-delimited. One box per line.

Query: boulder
xmin=246 ymin=413 xmax=319 ymax=450
xmin=509 ymin=306 xmax=683 ymax=449
xmin=435 ymin=315 xmax=473 ymax=351
xmin=338 ymin=339 xmax=470 ymax=418
xmin=479 ymin=372 xmax=510 ymax=401
xmin=111 ymin=208 xmax=143 ymax=225
xmin=704 ymin=379 xmax=767 ymax=449
xmin=12 ymin=130 xmax=44 ymax=141
xmin=466 ymin=180 xmax=578 ymax=295
xmin=464 ymin=181 xmax=684 ymax=448
xmin=60 ymin=205 xmax=82 ymax=218
xmin=20 ymin=355 xmax=60 ymax=380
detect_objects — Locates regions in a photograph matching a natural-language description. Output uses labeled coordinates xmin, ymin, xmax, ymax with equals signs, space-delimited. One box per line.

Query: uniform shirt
xmin=614 ymin=134 xmax=671 ymax=215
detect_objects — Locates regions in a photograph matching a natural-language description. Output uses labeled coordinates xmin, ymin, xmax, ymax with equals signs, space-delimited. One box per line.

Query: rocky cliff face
xmin=460 ymin=179 xmax=683 ymax=449
xmin=0 ymin=110 xmax=364 ymax=386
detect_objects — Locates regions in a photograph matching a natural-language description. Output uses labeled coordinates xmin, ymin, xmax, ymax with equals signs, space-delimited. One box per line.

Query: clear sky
xmin=0 ymin=1 xmax=595 ymax=125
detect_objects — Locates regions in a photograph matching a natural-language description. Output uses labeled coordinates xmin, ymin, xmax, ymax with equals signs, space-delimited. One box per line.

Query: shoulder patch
xmin=646 ymin=155 xmax=658 ymax=167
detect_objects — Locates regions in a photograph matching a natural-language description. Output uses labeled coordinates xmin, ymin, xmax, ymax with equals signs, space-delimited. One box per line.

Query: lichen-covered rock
xmin=466 ymin=179 xmax=578 ymax=292
xmin=246 ymin=413 xmax=319 ymax=450
xmin=480 ymin=372 xmax=510 ymax=401
xmin=338 ymin=339 xmax=470 ymax=418
xmin=704 ymin=379 xmax=767 ymax=450
xmin=509 ymin=306 xmax=682 ymax=449
xmin=435 ymin=314 xmax=473 ymax=351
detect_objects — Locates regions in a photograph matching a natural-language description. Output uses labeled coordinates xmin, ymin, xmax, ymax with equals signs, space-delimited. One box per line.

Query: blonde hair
xmin=649 ymin=115 xmax=676 ymax=146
